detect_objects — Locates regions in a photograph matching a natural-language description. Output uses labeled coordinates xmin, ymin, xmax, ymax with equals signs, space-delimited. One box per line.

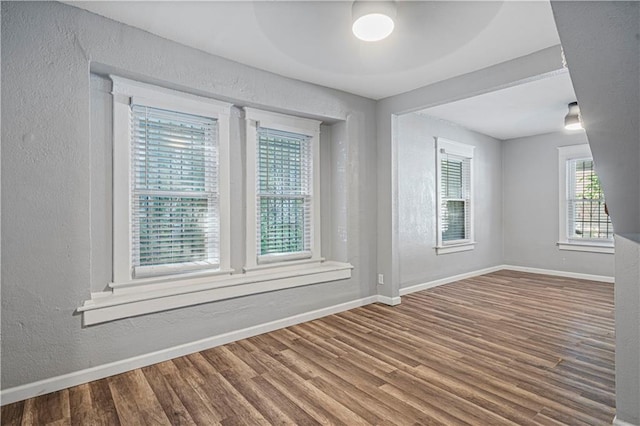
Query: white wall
xmin=1 ymin=1 xmax=377 ymax=390
xmin=503 ymin=131 xmax=614 ymax=277
xmin=397 ymin=113 xmax=503 ymax=288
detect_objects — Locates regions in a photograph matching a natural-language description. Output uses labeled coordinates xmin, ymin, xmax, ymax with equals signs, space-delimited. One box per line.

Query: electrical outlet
xmin=377 ymin=274 xmax=384 ymax=285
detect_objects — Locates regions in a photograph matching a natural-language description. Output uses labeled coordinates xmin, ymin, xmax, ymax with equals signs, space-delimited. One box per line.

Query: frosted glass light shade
xmin=564 ymin=119 xmax=582 ymax=131
xmin=564 ymin=102 xmax=583 ymax=130
xmin=352 ymin=1 xmax=396 ymax=42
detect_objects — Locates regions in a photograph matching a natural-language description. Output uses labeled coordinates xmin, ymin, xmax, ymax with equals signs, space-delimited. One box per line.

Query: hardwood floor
xmin=2 ymin=270 xmax=616 ymax=425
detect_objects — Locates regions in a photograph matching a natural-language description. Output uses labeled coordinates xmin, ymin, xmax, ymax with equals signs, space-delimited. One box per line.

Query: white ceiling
xmin=417 ymin=70 xmax=578 ymax=140
xmin=67 ymin=1 xmax=561 ymax=100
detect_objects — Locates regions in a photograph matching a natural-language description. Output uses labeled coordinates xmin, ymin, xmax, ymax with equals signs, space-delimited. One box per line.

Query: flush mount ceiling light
xmin=352 ymin=1 xmax=396 ymax=42
xmin=564 ymin=101 xmax=583 ymax=130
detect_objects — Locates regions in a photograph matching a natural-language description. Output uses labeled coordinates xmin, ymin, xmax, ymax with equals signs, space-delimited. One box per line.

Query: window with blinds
xmin=131 ymin=104 xmax=219 ymax=276
xmin=435 ymin=138 xmax=474 ymax=254
xmin=567 ymin=158 xmax=613 ymax=241
xmin=256 ymin=128 xmax=312 ymax=259
xmin=440 ymin=155 xmax=471 ymax=242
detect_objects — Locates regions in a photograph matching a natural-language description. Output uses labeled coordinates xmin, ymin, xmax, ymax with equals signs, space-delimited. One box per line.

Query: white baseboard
xmin=0 ymin=295 xmax=378 ymax=406
xmin=613 ymin=416 xmax=639 ymax=426
xmin=400 ymin=265 xmax=504 ymax=296
xmin=399 ymin=264 xmax=613 ymax=297
xmin=501 ymin=264 xmax=614 ymax=283
xmin=376 ymin=295 xmax=401 ymax=306
xmin=1 ymin=263 xmax=615 ymax=405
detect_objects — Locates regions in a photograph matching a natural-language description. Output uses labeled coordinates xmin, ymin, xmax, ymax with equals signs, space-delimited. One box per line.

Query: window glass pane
xmin=132 ymin=106 xmax=216 ymax=193
xmin=568 ymin=158 xmax=613 ymax=241
xmin=569 ymin=200 xmax=613 ymax=239
xmin=442 ymin=159 xmax=463 ymax=199
xmin=257 ymin=128 xmax=311 ymax=257
xmin=260 ymin=197 xmax=306 ymax=255
xmin=442 ymin=200 xmax=466 ymax=241
xmin=131 ymin=105 xmax=219 ymax=269
xmin=136 ymin=196 xmax=216 ymax=266
xmin=440 ymin=154 xmax=471 ymax=243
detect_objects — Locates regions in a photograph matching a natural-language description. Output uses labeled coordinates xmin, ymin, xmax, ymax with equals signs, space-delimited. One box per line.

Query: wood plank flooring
xmin=2 ymin=270 xmax=616 ymax=425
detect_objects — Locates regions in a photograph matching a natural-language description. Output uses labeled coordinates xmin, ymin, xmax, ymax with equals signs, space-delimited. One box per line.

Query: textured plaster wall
xmin=376 ymin=46 xmax=564 ymax=300
xmin=615 ymin=234 xmax=640 ymax=425
xmin=2 ymin=0 xmax=631 ymax=400
xmin=503 ymin=131 xmax=614 ymax=277
xmin=551 ymin=2 xmax=640 ymax=423
xmin=1 ymin=1 xmax=377 ymax=389
xmin=397 ymin=113 xmax=503 ymax=288
xmin=552 ymin=1 xmax=640 ymax=237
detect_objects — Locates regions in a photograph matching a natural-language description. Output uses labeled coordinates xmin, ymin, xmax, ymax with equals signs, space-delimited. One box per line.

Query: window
xmin=245 ymin=108 xmax=322 ymax=269
xmin=435 ymin=138 xmax=475 ymax=254
xmin=111 ymin=76 xmax=232 ymax=284
xmin=567 ymin=159 xmax=613 ymax=240
xmin=79 ymin=81 xmax=352 ymax=326
xmin=131 ymin=106 xmax=219 ymax=277
xmin=558 ymin=144 xmax=614 ymax=253
xmin=258 ymin=129 xmax=312 ymax=258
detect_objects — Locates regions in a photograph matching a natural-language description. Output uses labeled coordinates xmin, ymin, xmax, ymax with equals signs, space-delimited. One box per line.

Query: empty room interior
xmin=2 ymin=1 xmax=640 ymax=425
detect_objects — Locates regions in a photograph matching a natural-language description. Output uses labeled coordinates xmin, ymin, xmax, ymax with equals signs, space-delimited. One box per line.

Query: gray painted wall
xmin=615 ymin=234 xmax=640 ymax=425
xmin=2 ymin=0 xmax=631 ymax=404
xmin=551 ymin=2 xmax=640 ymax=424
xmin=552 ymin=2 xmax=640 ymax=237
xmin=503 ymin=131 xmax=614 ymax=277
xmin=397 ymin=113 xmax=503 ymax=288
xmin=376 ymin=46 xmax=564 ymax=300
xmin=1 ymin=1 xmax=377 ymax=389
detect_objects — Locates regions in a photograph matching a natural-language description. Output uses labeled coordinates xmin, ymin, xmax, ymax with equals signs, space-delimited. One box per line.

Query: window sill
xmin=557 ymin=241 xmax=614 ymax=254
xmin=435 ymin=242 xmax=476 ymax=255
xmin=244 ymin=257 xmax=324 ymax=273
xmin=78 ymin=261 xmax=353 ymax=326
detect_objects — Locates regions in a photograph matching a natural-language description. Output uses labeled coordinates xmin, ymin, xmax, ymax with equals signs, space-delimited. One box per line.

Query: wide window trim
xmin=435 ymin=137 xmax=475 ymax=255
xmin=80 ymin=84 xmax=352 ymax=325
xmin=557 ymin=144 xmax=614 ymax=254
xmin=244 ymin=108 xmax=322 ymax=270
xmin=79 ymin=261 xmax=353 ymax=325
xmin=110 ymin=76 xmax=233 ymax=287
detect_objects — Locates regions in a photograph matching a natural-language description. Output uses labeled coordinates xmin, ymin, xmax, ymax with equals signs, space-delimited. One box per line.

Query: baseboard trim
xmin=0 ymin=295 xmax=378 ymax=406
xmin=400 ymin=265 xmax=504 ymax=296
xmin=501 ymin=264 xmax=614 ymax=283
xmin=376 ymin=295 xmax=402 ymax=306
xmin=613 ymin=416 xmax=639 ymax=426
xmin=1 ymin=264 xmax=615 ymax=405
xmin=399 ymin=264 xmax=613 ymax=297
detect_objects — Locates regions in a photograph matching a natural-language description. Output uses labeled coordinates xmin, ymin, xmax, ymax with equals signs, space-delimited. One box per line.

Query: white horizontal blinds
xmin=257 ymin=127 xmax=312 ymax=257
xmin=131 ymin=104 xmax=220 ymax=273
xmin=567 ymin=158 xmax=613 ymax=241
xmin=441 ymin=153 xmax=471 ymax=242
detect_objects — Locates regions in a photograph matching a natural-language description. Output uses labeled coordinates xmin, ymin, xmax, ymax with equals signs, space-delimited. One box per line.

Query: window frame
xmin=111 ymin=76 xmax=233 ymax=287
xmin=435 ymin=137 xmax=475 ymax=255
xmin=80 ymin=81 xmax=352 ymax=326
xmin=558 ymin=144 xmax=614 ymax=254
xmin=244 ymin=108 xmax=322 ymax=270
